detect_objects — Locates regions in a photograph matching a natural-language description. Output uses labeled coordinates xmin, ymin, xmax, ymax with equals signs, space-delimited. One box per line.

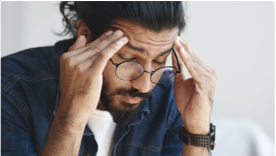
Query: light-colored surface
xmin=1 ymin=1 xmax=274 ymax=141
xmin=183 ymin=1 xmax=275 ymax=141
xmin=211 ymin=119 xmax=274 ymax=156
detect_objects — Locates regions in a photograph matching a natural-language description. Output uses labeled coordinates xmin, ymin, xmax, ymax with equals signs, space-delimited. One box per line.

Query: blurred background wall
xmin=1 ymin=1 xmax=274 ymax=140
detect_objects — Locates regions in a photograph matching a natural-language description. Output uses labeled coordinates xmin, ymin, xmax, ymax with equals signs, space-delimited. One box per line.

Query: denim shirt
xmin=1 ymin=38 xmax=183 ymax=156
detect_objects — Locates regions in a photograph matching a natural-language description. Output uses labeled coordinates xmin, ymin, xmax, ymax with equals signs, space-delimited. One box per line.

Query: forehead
xmin=109 ymin=19 xmax=179 ymax=48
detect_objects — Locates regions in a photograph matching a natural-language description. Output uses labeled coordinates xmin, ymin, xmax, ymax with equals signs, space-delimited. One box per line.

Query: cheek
xmin=103 ymin=61 xmax=130 ymax=90
xmin=103 ymin=61 xmax=117 ymax=86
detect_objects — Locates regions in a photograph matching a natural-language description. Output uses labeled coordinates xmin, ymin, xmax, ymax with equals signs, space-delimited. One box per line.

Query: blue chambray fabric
xmin=1 ymin=38 xmax=183 ymax=156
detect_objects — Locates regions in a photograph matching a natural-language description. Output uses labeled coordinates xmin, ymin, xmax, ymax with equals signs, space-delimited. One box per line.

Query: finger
xmin=177 ymin=37 xmax=212 ymax=72
xmin=177 ymin=37 xmax=195 ymax=57
xmin=75 ymin=54 xmax=97 ymax=74
xmin=68 ymin=35 xmax=87 ymax=51
xmin=86 ymin=30 xmax=114 ymax=48
xmin=89 ymin=36 xmax=128 ymax=75
xmin=193 ymin=56 xmax=212 ymax=73
xmin=63 ymin=30 xmax=114 ymax=59
xmin=172 ymin=47 xmax=186 ymax=81
xmin=89 ymin=30 xmax=124 ymax=54
xmin=67 ymin=30 xmax=124 ymax=66
xmin=174 ymin=39 xmax=207 ymax=81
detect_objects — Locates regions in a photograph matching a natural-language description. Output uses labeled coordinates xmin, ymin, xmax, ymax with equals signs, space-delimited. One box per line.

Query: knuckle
xmin=178 ymin=46 xmax=184 ymax=53
xmin=105 ymin=35 xmax=113 ymax=42
xmin=98 ymin=51 xmax=109 ymax=60
xmin=112 ymin=45 xmax=121 ymax=53
xmin=95 ymin=46 xmax=102 ymax=52
xmin=187 ymin=56 xmax=192 ymax=62
xmin=207 ymin=70 xmax=218 ymax=83
xmin=98 ymin=35 xmax=106 ymax=42
xmin=90 ymin=45 xmax=102 ymax=52
xmin=75 ymin=64 xmax=84 ymax=73
xmin=64 ymin=57 xmax=74 ymax=68
xmin=192 ymin=57 xmax=197 ymax=63
xmin=60 ymin=54 xmax=67 ymax=62
xmin=193 ymin=66 xmax=201 ymax=74
xmin=207 ymin=79 xmax=212 ymax=86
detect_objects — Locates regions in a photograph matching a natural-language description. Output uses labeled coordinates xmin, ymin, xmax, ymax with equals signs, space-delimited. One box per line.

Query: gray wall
xmin=1 ymin=1 xmax=274 ymax=139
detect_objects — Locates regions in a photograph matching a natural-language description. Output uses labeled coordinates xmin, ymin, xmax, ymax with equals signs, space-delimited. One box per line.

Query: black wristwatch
xmin=179 ymin=123 xmax=216 ymax=150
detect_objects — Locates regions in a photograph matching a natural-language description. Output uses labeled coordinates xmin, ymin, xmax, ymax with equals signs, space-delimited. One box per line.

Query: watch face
xmin=210 ymin=125 xmax=216 ymax=150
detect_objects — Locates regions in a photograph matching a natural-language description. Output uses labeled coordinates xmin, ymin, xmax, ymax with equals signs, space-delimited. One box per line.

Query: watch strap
xmin=189 ymin=133 xmax=211 ymax=147
xmin=179 ymin=123 xmax=216 ymax=150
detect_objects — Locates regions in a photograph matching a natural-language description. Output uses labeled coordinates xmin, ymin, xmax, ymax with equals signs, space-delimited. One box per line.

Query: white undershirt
xmin=87 ymin=109 xmax=117 ymax=156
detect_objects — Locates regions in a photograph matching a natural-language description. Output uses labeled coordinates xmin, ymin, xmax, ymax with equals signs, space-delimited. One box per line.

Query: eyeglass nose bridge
xmin=143 ymin=70 xmax=154 ymax=74
xmin=135 ymin=68 xmax=158 ymax=84
xmin=138 ymin=70 xmax=154 ymax=81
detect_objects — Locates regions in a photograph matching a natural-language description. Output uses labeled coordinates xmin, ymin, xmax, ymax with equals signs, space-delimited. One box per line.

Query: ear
xmin=77 ymin=19 xmax=92 ymax=43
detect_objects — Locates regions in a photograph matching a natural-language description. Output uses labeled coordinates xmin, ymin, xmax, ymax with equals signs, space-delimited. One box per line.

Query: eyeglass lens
xmin=115 ymin=62 xmax=176 ymax=83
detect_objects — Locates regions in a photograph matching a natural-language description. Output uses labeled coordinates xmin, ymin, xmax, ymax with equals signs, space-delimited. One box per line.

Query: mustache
xmin=111 ymin=87 xmax=151 ymax=99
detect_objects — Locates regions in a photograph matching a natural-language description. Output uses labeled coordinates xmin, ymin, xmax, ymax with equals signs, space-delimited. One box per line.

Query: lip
xmin=123 ymin=95 xmax=142 ymax=104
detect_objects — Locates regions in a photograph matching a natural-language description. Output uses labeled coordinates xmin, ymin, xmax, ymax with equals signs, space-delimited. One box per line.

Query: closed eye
xmin=118 ymin=53 xmax=166 ymax=66
xmin=153 ymin=60 xmax=166 ymax=66
xmin=118 ymin=53 xmax=136 ymax=61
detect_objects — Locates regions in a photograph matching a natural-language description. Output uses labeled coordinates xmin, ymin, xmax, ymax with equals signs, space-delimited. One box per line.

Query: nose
xmin=130 ymin=65 xmax=153 ymax=93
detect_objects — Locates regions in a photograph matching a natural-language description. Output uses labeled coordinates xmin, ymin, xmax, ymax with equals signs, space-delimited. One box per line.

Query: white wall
xmin=183 ymin=1 xmax=275 ymax=140
xmin=1 ymin=2 xmax=274 ymax=139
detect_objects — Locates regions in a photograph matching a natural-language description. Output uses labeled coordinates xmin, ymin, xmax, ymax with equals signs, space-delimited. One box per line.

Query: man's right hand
xmin=57 ymin=30 xmax=128 ymax=125
xmin=41 ymin=30 xmax=127 ymax=156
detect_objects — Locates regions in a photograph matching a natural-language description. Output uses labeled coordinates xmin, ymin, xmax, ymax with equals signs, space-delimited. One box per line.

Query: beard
xmin=100 ymin=77 xmax=151 ymax=125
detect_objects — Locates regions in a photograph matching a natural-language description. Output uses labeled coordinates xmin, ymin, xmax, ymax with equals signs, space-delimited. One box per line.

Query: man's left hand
xmin=172 ymin=37 xmax=217 ymax=134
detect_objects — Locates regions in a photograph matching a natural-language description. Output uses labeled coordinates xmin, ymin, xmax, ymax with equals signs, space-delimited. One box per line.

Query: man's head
xmin=59 ymin=2 xmax=186 ymax=125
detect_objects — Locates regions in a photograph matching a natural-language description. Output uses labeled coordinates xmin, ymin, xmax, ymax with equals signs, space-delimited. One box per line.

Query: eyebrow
xmin=126 ymin=43 xmax=173 ymax=57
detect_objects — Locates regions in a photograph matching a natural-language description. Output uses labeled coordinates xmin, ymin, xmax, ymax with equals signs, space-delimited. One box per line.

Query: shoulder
xmin=1 ymin=38 xmax=75 ymax=117
xmin=1 ymin=38 xmax=75 ymax=81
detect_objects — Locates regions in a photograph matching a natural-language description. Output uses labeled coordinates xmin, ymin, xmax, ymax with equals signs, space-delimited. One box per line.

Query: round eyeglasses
xmin=109 ymin=48 xmax=181 ymax=84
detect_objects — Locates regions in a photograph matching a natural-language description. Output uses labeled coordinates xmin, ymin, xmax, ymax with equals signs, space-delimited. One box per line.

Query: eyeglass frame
xmin=109 ymin=47 xmax=181 ymax=84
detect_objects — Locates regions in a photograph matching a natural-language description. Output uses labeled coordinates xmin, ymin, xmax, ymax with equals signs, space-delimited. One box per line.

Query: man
xmin=1 ymin=2 xmax=217 ymax=156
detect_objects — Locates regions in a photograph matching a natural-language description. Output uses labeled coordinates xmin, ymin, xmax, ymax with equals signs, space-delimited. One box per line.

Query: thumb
xmin=68 ymin=35 xmax=87 ymax=51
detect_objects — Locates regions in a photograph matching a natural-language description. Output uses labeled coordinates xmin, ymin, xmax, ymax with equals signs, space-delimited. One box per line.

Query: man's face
xmin=100 ymin=20 xmax=179 ymax=125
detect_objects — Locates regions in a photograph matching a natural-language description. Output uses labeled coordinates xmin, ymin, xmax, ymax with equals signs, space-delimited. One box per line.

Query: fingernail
xmin=114 ymin=30 xmax=122 ymax=36
xmin=106 ymin=30 xmax=113 ymax=36
xmin=116 ymin=36 xmax=128 ymax=45
xmin=116 ymin=40 xmax=122 ymax=45
xmin=78 ymin=35 xmax=84 ymax=39
xmin=121 ymin=36 xmax=128 ymax=42
xmin=177 ymin=36 xmax=183 ymax=40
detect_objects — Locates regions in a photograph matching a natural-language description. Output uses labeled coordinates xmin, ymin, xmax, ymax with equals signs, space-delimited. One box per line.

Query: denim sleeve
xmin=161 ymin=102 xmax=183 ymax=156
xmin=1 ymin=89 xmax=37 ymax=156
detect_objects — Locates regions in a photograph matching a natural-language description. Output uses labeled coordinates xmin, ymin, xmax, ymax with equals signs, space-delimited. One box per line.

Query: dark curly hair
xmin=58 ymin=1 xmax=186 ymax=40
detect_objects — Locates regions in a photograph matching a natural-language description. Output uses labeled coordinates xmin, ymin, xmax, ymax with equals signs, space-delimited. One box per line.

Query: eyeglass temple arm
xmin=109 ymin=58 xmax=118 ymax=66
xmin=172 ymin=47 xmax=181 ymax=73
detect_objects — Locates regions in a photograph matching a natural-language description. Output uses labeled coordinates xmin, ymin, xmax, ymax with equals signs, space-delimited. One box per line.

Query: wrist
xmin=54 ymin=111 xmax=88 ymax=131
xmin=55 ymin=104 xmax=92 ymax=129
xmin=182 ymin=118 xmax=210 ymax=135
